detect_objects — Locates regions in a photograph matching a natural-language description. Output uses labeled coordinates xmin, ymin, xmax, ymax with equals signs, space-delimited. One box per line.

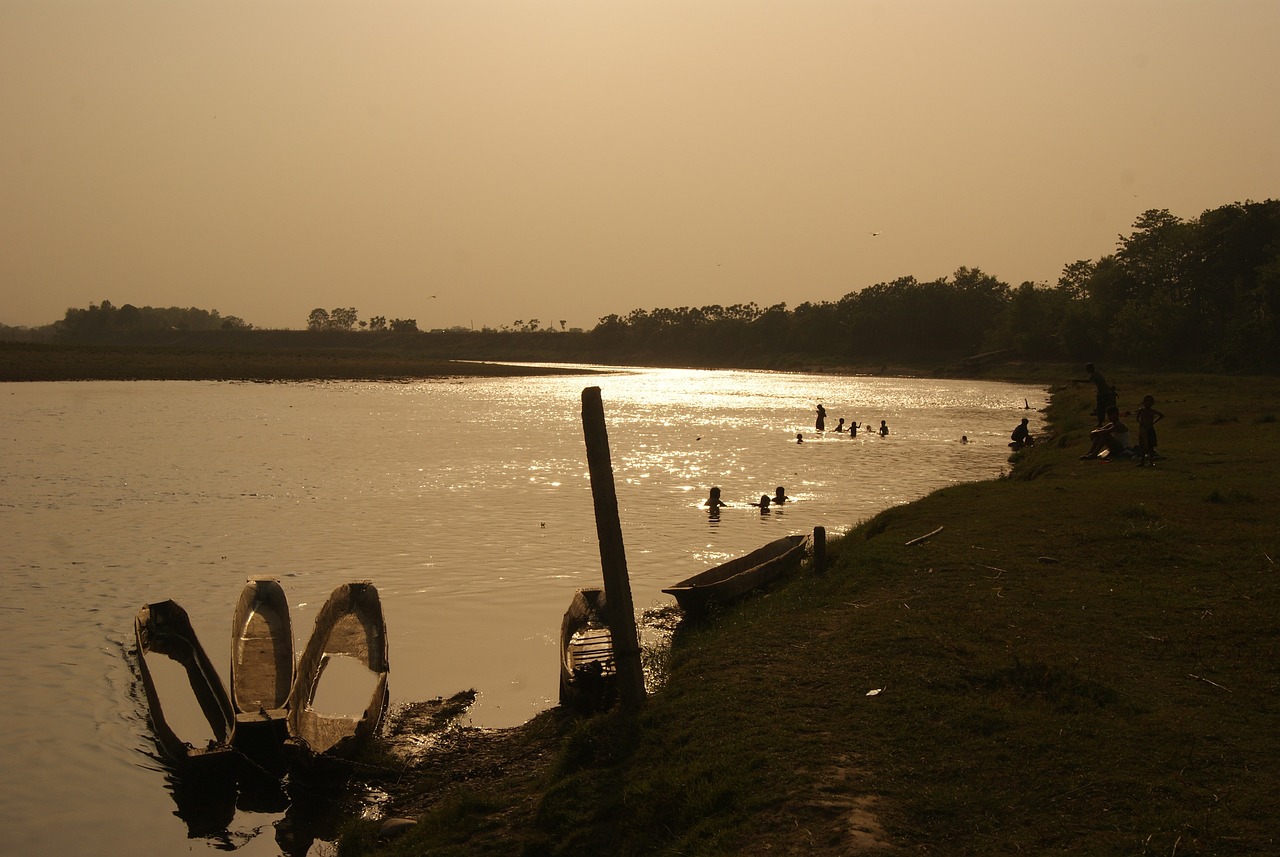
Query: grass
xmin=341 ymin=370 xmax=1280 ymax=855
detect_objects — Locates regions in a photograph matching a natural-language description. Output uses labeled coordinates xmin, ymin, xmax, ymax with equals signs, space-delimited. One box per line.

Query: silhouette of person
xmin=878 ymin=420 xmax=889 ymax=437
xmin=834 ymin=418 xmax=846 ymax=433
xmin=1135 ymin=395 xmax=1165 ymax=467
xmin=849 ymin=421 xmax=860 ymax=437
xmin=1075 ymin=363 xmax=1115 ymax=425
xmin=704 ymin=487 xmax=727 ymax=509
xmin=1009 ymin=418 xmax=1034 ymax=448
xmin=1080 ymin=406 xmax=1131 ymax=459
xmin=815 ymin=403 xmax=827 ymax=432
xmin=772 ymin=486 xmax=788 ymax=505
xmin=796 ymin=433 xmax=804 ymax=444
xmin=752 ymin=494 xmax=771 ymax=509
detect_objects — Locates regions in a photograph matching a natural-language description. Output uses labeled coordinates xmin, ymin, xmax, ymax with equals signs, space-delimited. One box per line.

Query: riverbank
xmin=340 ymin=369 xmax=1279 ymax=856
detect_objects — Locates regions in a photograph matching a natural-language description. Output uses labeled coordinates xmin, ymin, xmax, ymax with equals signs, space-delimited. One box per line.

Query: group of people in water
xmin=803 ymin=404 xmax=889 ymax=443
xmin=705 ymin=485 xmax=788 ymax=512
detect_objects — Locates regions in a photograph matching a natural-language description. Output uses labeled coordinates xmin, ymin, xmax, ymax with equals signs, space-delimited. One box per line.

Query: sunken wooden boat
xmin=230 ymin=579 xmax=294 ymax=765
xmin=558 ymin=588 xmax=617 ymax=713
xmin=285 ymin=581 xmax=389 ymax=762
xmin=662 ymin=533 xmax=808 ymax=614
xmin=134 ymin=599 xmax=237 ymax=771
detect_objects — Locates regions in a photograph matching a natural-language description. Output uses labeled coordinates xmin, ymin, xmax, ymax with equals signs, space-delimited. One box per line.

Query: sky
xmin=3 ymin=1 xmax=1278 ymax=332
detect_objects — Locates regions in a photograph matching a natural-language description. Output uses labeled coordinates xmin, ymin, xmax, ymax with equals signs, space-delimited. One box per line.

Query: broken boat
xmin=229 ymin=578 xmax=294 ymax=765
xmin=285 ymin=581 xmax=389 ymax=763
xmin=134 ymin=599 xmax=237 ymax=771
xmin=558 ymin=588 xmax=617 ymax=713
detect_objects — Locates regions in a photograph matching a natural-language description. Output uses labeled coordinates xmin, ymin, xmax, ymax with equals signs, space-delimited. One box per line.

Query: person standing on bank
xmin=1075 ymin=363 xmax=1114 ymax=425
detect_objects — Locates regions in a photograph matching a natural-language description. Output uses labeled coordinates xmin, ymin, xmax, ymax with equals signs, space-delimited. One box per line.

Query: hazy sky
xmin=3 ymin=1 xmax=1278 ymax=331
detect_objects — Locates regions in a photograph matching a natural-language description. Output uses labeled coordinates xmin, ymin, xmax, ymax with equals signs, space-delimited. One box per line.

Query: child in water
xmin=773 ymin=486 xmax=788 ymax=505
xmin=704 ymin=487 xmax=728 ymax=509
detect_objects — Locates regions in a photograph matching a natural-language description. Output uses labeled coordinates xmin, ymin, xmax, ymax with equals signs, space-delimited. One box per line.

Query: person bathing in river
xmin=772 ymin=486 xmax=788 ymax=505
xmin=704 ymin=487 xmax=728 ymax=509
xmin=815 ymin=403 xmax=827 ymax=432
xmin=849 ymin=421 xmax=860 ymax=437
xmin=879 ymin=420 xmax=889 ymax=437
xmin=751 ymin=494 xmax=771 ymax=509
xmin=834 ymin=418 xmax=846 ymax=433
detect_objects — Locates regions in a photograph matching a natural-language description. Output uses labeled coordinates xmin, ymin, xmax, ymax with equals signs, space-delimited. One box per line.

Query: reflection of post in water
xmin=580 ymin=386 xmax=646 ymax=711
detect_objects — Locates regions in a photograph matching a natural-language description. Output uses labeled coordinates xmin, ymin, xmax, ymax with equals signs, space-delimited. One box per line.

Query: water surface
xmin=0 ymin=366 xmax=1044 ymax=855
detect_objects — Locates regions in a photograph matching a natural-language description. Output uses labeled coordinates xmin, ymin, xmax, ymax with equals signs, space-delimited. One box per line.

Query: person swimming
xmin=879 ymin=420 xmax=889 ymax=436
xmin=704 ymin=487 xmax=728 ymax=509
xmin=773 ymin=486 xmax=788 ymax=504
xmin=752 ymin=494 xmax=772 ymax=511
xmin=834 ymin=418 xmax=846 ymax=433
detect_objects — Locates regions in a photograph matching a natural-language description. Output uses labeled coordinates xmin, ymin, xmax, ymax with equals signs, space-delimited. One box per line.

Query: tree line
xmin=8 ymin=199 xmax=1276 ymax=371
xmin=586 ymin=200 xmax=1280 ymax=370
xmin=49 ymin=300 xmax=252 ymax=338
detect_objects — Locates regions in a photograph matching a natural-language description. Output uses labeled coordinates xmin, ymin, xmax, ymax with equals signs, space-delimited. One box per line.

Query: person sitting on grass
xmin=1080 ymin=406 xmax=1132 ymax=459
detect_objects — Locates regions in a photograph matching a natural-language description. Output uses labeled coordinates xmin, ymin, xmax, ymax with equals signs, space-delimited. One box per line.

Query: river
xmin=0 ymin=365 xmax=1043 ymax=855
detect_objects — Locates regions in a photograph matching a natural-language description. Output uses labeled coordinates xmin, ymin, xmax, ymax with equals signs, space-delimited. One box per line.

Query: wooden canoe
xmin=286 ymin=581 xmax=389 ymax=760
xmin=134 ymin=599 xmax=236 ymax=771
xmin=558 ymin=588 xmax=617 ymax=713
xmin=230 ymin=579 xmax=293 ymax=764
xmin=662 ymin=534 xmax=808 ymax=614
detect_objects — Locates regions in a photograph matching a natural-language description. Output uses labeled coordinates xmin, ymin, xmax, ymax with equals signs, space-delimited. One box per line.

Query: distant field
xmin=0 ymin=342 xmax=595 ymax=382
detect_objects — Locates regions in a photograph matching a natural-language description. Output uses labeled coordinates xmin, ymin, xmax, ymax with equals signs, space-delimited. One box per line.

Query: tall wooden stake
xmin=580 ymin=386 xmax=647 ymax=710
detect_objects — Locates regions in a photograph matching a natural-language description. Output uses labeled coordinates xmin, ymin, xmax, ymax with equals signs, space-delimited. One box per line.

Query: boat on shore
xmin=285 ymin=581 xmax=389 ymax=763
xmin=134 ymin=599 xmax=236 ymax=771
xmin=230 ymin=579 xmax=293 ymax=766
xmin=662 ymin=534 xmax=809 ymax=614
xmin=558 ymin=588 xmax=617 ymax=713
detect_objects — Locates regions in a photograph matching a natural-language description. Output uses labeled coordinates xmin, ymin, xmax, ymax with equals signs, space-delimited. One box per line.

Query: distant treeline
xmin=5 ymin=200 xmax=1277 ymax=372
xmin=587 ymin=201 xmax=1280 ymax=371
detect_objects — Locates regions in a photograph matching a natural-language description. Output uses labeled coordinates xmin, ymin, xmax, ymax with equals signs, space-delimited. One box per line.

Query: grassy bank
xmin=340 ymin=370 xmax=1279 ymax=856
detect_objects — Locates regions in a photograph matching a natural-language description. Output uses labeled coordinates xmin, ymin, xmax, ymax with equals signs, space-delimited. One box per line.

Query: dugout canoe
xmin=134 ymin=599 xmax=236 ymax=771
xmin=230 ymin=579 xmax=293 ymax=764
xmin=662 ymin=534 xmax=808 ymax=614
xmin=285 ymin=581 xmax=389 ymax=760
xmin=558 ymin=588 xmax=617 ymax=713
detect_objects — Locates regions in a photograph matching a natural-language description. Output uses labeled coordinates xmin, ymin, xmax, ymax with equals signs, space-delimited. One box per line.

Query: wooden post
xmin=813 ymin=526 xmax=826 ymax=574
xmin=580 ymin=387 xmax=646 ymax=710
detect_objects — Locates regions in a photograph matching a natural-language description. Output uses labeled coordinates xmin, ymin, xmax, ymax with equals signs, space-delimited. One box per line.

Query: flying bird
xmin=869 ymin=231 xmax=881 ymax=237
